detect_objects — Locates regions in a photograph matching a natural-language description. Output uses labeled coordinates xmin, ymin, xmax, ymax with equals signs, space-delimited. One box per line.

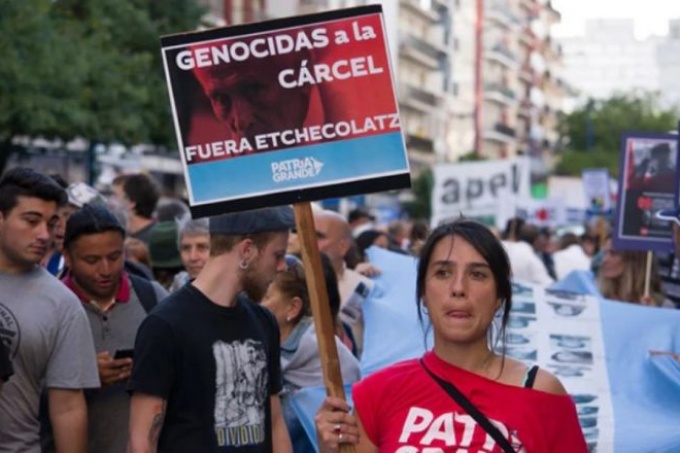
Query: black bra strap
xmin=523 ymin=365 xmax=539 ymax=389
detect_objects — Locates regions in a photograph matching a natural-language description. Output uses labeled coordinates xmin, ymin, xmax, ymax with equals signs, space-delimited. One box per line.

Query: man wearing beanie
xmin=53 ymin=203 xmax=168 ymax=453
xmin=129 ymin=206 xmax=294 ymax=452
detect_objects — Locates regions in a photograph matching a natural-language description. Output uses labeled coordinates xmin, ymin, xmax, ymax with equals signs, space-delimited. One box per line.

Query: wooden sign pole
xmin=643 ymin=250 xmax=653 ymax=299
xmin=597 ymin=215 xmax=608 ymax=250
xmin=294 ymin=202 xmax=356 ymax=453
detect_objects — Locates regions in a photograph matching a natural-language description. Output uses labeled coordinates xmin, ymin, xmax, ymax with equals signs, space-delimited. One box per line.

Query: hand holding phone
xmin=97 ymin=351 xmax=133 ymax=386
xmin=114 ymin=349 xmax=134 ymax=360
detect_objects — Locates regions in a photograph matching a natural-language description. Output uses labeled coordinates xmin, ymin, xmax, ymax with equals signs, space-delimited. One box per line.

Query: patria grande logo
xmin=271 ymin=157 xmax=324 ymax=182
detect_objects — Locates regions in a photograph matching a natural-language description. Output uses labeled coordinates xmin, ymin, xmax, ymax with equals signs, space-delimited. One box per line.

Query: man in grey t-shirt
xmin=0 ymin=168 xmax=100 ymax=453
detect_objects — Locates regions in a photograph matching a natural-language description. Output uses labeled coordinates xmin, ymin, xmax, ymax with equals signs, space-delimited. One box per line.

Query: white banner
xmin=431 ymin=158 xmax=530 ymax=226
xmin=499 ymin=283 xmax=614 ymax=452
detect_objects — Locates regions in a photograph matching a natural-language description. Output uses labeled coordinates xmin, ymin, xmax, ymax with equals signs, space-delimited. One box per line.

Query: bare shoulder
xmin=532 ymin=368 xmax=568 ymax=395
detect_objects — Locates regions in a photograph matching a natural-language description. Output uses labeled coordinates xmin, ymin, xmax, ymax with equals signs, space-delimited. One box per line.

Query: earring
xmin=239 ymin=259 xmax=249 ymax=270
xmin=286 ymin=316 xmax=292 ymax=322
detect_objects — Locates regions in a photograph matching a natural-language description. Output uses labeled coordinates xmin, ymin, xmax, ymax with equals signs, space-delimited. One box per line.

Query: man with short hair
xmin=313 ymin=209 xmax=374 ymax=356
xmin=347 ymin=207 xmax=374 ymax=238
xmin=111 ymin=173 xmax=160 ymax=244
xmin=0 ymin=167 xmax=100 ymax=453
xmin=128 ymin=207 xmax=293 ymax=452
xmin=60 ymin=203 xmax=168 ymax=453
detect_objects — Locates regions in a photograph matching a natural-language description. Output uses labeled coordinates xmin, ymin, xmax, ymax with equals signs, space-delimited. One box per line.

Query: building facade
xmin=197 ymin=0 xmax=566 ymax=166
xmin=558 ymin=19 xmax=662 ymax=106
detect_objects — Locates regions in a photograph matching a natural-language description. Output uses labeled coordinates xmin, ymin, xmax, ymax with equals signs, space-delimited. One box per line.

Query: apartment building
xmin=197 ymin=0 xmax=565 ymax=166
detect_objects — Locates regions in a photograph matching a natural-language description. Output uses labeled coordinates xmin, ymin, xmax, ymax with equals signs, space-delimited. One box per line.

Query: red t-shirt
xmin=352 ymin=351 xmax=587 ymax=452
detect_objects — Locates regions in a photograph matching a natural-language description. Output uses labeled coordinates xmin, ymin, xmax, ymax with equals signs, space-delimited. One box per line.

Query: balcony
xmin=399 ymin=83 xmax=444 ymax=113
xmin=485 ymin=122 xmax=517 ymax=145
xmin=405 ymin=132 xmax=435 ymax=152
xmin=520 ymin=20 xmax=538 ymax=48
xmin=485 ymin=44 xmax=520 ymax=70
xmin=399 ymin=42 xmax=440 ymax=70
xmin=485 ymin=2 xmax=522 ymax=30
xmin=520 ymin=63 xmax=534 ymax=83
xmin=483 ymin=83 xmax=518 ymax=106
xmin=399 ymin=31 xmax=449 ymax=60
xmin=520 ymin=0 xmax=537 ymax=10
xmin=543 ymin=36 xmax=562 ymax=60
xmin=518 ymin=99 xmax=533 ymax=118
xmin=545 ymin=0 xmax=561 ymax=23
xmin=400 ymin=0 xmax=440 ymax=23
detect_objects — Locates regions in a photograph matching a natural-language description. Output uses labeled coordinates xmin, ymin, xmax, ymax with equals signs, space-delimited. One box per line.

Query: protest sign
xmin=431 ymin=158 xmax=530 ymax=227
xmin=582 ymin=168 xmax=612 ymax=216
xmin=161 ymin=5 xmax=410 ymax=218
xmin=613 ymin=133 xmax=679 ymax=252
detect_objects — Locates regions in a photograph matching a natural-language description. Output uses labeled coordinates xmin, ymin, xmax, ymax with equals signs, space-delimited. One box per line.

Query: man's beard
xmin=242 ymin=266 xmax=269 ymax=302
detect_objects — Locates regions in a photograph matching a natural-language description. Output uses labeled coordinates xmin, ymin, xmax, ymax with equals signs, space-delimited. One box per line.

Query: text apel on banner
xmin=161 ymin=6 xmax=410 ymax=217
xmin=431 ymin=158 xmax=530 ymax=227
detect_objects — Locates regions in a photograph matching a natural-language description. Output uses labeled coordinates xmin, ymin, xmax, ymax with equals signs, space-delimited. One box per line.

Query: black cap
xmin=64 ymin=203 xmax=125 ymax=249
xmin=209 ymin=206 xmax=295 ymax=235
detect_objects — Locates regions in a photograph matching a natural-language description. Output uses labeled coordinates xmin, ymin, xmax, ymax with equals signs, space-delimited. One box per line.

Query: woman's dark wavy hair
xmin=416 ymin=218 xmax=513 ymax=352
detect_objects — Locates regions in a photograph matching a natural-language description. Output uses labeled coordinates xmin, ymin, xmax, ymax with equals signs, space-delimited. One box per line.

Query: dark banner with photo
xmin=613 ymin=133 xmax=680 ymax=252
xmin=160 ymin=6 xmax=410 ymax=217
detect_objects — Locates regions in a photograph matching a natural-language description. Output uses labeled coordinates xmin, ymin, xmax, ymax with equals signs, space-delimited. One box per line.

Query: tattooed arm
xmin=128 ymin=392 xmax=167 ymax=453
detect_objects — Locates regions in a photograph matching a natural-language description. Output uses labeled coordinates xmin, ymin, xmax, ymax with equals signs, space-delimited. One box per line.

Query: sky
xmin=552 ymin=0 xmax=680 ymax=39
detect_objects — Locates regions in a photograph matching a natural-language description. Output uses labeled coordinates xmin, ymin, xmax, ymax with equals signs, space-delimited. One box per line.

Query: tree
xmin=0 ymin=0 xmax=204 ymax=173
xmin=555 ymin=91 xmax=678 ymax=178
xmin=402 ymin=170 xmax=433 ymax=220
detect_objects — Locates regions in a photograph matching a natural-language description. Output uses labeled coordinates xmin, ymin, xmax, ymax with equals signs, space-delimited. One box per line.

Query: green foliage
xmin=556 ymin=92 xmax=678 ymax=176
xmin=457 ymin=151 xmax=487 ymax=162
xmin=553 ymin=148 xmax=621 ymax=178
xmin=0 ymin=0 xmax=204 ymax=169
xmin=402 ymin=170 xmax=433 ymax=219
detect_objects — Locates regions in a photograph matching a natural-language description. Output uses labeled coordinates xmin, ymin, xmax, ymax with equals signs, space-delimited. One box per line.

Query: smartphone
xmin=113 ymin=349 xmax=134 ymax=360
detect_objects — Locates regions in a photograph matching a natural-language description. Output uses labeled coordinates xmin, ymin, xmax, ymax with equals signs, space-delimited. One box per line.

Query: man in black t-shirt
xmin=0 ymin=341 xmax=12 ymax=394
xmin=128 ymin=207 xmax=294 ymax=453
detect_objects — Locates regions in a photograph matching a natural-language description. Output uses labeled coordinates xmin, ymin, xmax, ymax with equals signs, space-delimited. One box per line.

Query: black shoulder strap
xmin=129 ymin=274 xmax=158 ymax=314
xmin=523 ymin=365 xmax=539 ymax=389
xmin=420 ymin=359 xmax=515 ymax=453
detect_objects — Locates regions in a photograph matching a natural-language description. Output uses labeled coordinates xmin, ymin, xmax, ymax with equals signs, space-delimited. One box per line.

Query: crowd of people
xmin=0 ymin=166 xmax=678 ymax=452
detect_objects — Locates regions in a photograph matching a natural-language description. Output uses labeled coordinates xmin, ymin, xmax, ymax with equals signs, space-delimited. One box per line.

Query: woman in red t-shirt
xmin=315 ymin=218 xmax=588 ymax=453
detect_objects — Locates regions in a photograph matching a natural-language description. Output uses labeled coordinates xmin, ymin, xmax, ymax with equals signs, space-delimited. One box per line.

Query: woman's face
xmin=423 ymin=235 xmax=500 ymax=345
xmin=261 ymin=280 xmax=292 ymax=329
xmin=600 ymin=239 xmax=625 ymax=279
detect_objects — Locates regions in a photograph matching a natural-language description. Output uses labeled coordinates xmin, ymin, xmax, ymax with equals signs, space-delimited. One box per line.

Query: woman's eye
xmin=435 ymin=269 xmax=451 ymax=277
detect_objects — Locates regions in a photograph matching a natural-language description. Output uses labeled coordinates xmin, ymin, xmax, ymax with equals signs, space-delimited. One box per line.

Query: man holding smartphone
xmin=58 ymin=203 xmax=168 ymax=453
